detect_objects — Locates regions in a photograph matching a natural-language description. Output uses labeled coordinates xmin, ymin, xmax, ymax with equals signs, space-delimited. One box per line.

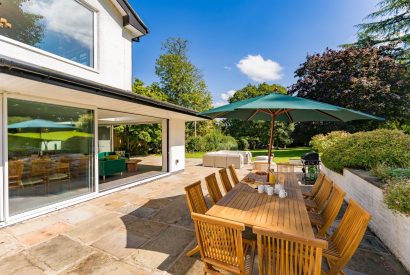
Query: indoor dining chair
xmin=253 ymin=226 xmax=327 ymax=275
xmin=302 ymin=172 xmax=325 ymax=199
xmin=185 ymin=181 xmax=209 ymax=257
xmin=219 ymin=168 xmax=233 ymax=193
xmin=322 ymin=199 xmax=371 ymax=275
xmin=191 ymin=213 xmax=255 ymax=275
xmin=305 ymin=177 xmax=333 ymax=212
xmin=228 ymin=164 xmax=240 ymax=186
xmin=309 ymin=184 xmax=346 ymax=237
xmin=205 ymin=173 xmax=223 ymax=205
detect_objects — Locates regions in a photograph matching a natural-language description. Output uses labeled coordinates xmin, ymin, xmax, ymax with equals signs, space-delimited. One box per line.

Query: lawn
xmin=186 ymin=147 xmax=313 ymax=163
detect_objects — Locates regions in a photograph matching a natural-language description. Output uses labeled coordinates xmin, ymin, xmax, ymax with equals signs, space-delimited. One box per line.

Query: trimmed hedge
xmin=310 ymin=131 xmax=350 ymax=152
xmin=321 ymin=129 xmax=410 ymax=173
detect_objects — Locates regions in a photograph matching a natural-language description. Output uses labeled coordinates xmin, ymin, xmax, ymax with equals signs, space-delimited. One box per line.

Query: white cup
xmin=274 ymin=184 xmax=281 ymax=194
xmin=266 ymin=186 xmax=274 ymax=196
xmin=258 ymin=185 xmax=264 ymax=193
xmin=279 ymin=189 xmax=287 ymax=198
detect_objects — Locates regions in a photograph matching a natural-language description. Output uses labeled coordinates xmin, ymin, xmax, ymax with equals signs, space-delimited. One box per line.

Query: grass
xmin=186 ymin=147 xmax=313 ymax=163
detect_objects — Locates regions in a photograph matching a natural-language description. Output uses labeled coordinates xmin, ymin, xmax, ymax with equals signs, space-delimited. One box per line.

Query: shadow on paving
xmin=120 ymin=194 xmax=201 ymax=274
xmin=118 ymin=191 xmax=409 ymax=275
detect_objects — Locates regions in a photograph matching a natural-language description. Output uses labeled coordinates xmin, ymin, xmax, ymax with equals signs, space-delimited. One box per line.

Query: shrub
xmin=321 ymin=129 xmax=410 ymax=173
xmin=186 ymin=136 xmax=201 ymax=152
xmin=384 ymin=178 xmax=410 ymax=216
xmin=310 ymin=131 xmax=350 ymax=152
xmin=237 ymin=138 xmax=249 ymax=150
xmin=186 ymin=129 xmax=237 ymax=152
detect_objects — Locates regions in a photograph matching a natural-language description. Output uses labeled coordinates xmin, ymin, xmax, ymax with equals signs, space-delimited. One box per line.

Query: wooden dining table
xmin=206 ymin=172 xmax=315 ymax=239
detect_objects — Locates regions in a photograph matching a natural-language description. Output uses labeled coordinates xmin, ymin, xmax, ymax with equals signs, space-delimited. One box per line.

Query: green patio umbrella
xmin=8 ymin=119 xmax=75 ymax=151
xmin=200 ymin=93 xmax=383 ymax=175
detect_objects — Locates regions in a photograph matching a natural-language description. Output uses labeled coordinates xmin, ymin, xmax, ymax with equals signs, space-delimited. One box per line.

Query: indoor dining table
xmin=206 ymin=172 xmax=315 ymax=239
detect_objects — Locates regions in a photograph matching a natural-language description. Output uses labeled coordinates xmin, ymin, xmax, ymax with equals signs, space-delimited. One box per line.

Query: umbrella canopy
xmin=8 ymin=119 xmax=75 ymax=130
xmin=200 ymin=93 xmax=383 ymax=177
xmin=201 ymin=93 xmax=383 ymax=122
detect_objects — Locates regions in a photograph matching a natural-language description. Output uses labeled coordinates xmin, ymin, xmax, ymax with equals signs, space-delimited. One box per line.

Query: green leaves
xmin=321 ymin=129 xmax=410 ymax=173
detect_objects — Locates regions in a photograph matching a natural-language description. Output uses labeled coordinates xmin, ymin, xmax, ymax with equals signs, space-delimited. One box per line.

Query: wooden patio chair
xmin=304 ymin=177 xmax=333 ymax=212
xmin=276 ymin=162 xmax=295 ymax=173
xmin=185 ymin=181 xmax=209 ymax=257
xmin=322 ymin=199 xmax=371 ymax=275
xmin=219 ymin=168 xmax=233 ymax=193
xmin=48 ymin=161 xmax=71 ymax=191
xmin=302 ymin=172 xmax=325 ymax=199
xmin=228 ymin=164 xmax=240 ymax=186
xmin=309 ymin=184 xmax=346 ymax=237
xmin=8 ymin=160 xmax=25 ymax=191
xmin=205 ymin=173 xmax=223 ymax=205
xmin=191 ymin=213 xmax=256 ymax=275
xmin=253 ymin=226 xmax=327 ymax=275
xmin=27 ymin=158 xmax=50 ymax=193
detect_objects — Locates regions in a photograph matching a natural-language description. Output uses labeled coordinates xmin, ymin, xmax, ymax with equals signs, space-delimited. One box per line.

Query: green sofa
xmin=98 ymin=152 xmax=126 ymax=180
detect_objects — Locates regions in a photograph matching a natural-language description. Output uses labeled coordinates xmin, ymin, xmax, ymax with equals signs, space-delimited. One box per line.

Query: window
xmin=7 ymin=98 xmax=95 ymax=216
xmin=0 ymin=0 xmax=94 ymax=67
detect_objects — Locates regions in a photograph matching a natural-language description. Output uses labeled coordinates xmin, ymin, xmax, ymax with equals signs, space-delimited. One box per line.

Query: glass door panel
xmin=7 ymin=98 xmax=95 ymax=216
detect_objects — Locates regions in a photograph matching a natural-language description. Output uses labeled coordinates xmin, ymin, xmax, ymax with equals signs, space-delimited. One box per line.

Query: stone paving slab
xmin=26 ymin=235 xmax=94 ymax=272
xmin=0 ymin=159 xmax=408 ymax=274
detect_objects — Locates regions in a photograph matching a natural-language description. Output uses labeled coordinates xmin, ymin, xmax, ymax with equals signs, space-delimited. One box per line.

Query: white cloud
xmin=236 ymin=54 xmax=283 ymax=82
xmin=213 ymin=101 xmax=226 ymax=107
xmin=221 ymin=90 xmax=236 ymax=101
xmin=224 ymin=66 xmax=232 ymax=70
xmin=22 ymin=0 xmax=93 ymax=47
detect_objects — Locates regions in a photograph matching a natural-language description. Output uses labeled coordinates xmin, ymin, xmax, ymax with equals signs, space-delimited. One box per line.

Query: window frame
xmin=0 ymin=0 xmax=99 ymax=72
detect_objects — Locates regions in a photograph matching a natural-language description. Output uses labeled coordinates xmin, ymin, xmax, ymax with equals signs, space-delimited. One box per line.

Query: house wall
xmin=168 ymin=119 xmax=185 ymax=173
xmin=322 ymin=165 xmax=410 ymax=272
xmin=0 ymin=0 xmax=133 ymax=91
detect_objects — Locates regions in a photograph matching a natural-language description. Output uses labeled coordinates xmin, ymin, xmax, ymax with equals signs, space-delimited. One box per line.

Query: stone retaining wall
xmin=321 ymin=165 xmax=410 ymax=272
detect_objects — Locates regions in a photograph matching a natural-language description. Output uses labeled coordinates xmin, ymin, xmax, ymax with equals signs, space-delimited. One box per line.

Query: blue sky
xmin=130 ymin=0 xmax=377 ymax=106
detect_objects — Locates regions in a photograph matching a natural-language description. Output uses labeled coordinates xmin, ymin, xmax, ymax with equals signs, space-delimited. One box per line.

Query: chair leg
xmin=186 ymin=245 xmax=200 ymax=257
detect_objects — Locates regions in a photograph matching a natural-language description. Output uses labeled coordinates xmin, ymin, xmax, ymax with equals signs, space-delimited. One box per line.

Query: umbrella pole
xmin=267 ymin=115 xmax=275 ymax=181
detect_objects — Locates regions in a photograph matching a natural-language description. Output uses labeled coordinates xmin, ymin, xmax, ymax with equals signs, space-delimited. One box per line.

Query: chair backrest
xmin=253 ymin=226 xmax=327 ymax=275
xmin=228 ymin=164 xmax=240 ymax=186
xmin=205 ymin=173 xmax=223 ymax=204
xmin=191 ymin=213 xmax=246 ymax=274
xmin=9 ymin=160 xmax=24 ymax=178
xmin=185 ymin=181 xmax=208 ymax=214
xmin=311 ymin=172 xmax=325 ymax=198
xmin=276 ymin=163 xmax=295 ymax=173
xmin=313 ymin=177 xmax=333 ymax=211
xmin=317 ymin=184 xmax=346 ymax=237
xmin=56 ymin=161 xmax=70 ymax=174
xmin=31 ymin=159 xmax=51 ymax=177
xmin=219 ymin=168 xmax=233 ymax=193
xmin=328 ymin=199 xmax=371 ymax=274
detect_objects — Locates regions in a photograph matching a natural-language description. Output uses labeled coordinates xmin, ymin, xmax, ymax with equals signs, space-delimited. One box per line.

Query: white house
xmin=0 ymin=0 xmax=206 ymax=225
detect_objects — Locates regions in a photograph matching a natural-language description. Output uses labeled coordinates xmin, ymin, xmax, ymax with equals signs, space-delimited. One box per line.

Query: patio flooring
xmin=0 ymin=158 xmax=407 ymax=274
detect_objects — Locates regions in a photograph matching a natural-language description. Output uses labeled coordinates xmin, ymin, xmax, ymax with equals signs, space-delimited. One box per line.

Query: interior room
xmin=97 ymin=109 xmax=166 ymax=191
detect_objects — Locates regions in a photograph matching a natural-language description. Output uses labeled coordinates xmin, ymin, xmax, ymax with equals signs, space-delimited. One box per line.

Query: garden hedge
xmin=321 ymin=129 xmax=410 ymax=173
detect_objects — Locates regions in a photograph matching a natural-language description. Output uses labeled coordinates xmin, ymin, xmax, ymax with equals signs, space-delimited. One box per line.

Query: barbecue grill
xmin=301 ymin=152 xmax=320 ymax=182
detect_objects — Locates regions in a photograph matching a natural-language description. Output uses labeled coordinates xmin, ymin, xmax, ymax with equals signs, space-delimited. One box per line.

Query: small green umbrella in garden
xmin=200 ymin=92 xmax=384 ymax=176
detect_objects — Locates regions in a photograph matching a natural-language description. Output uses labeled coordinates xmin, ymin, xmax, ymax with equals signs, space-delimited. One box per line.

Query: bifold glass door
xmin=0 ymin=95 xmax=4 ymax=221
xmin=7 ymin=98 xmax=95 ymax=216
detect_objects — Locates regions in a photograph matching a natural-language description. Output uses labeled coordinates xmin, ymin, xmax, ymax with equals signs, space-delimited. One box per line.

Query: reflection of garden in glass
xmin=0 ymin=0 xmax=94 ymax=67
xmin=7 ymin=98 xmax=95 ymax=216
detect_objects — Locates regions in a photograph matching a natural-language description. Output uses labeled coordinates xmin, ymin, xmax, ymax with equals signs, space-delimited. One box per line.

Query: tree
xmin=349 ymin=0 xmax=410 ymax=66
xmin=288 ymin=46 xmax=410 ymax=144
xmin=0 ymin=0 xmax=44 ymax=46
xmin=223 ymin=83 xmax=294 ymax=149
xmin=155 ymin=37 xmax=212 ymax=112
xmin=132 ymin=78 xmax=168 ymax=102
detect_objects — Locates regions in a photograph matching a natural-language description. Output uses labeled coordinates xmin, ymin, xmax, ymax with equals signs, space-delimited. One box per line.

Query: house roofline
xmin=112 ymin=0 xmax=148 ymax=37
xmin=0 ymin=58 xmax=210 ymax=120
